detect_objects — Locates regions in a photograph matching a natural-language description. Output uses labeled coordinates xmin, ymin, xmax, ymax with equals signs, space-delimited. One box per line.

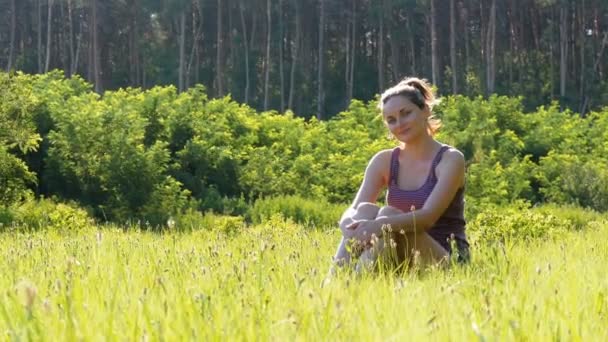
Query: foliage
xmin=248 ymin=195 xmax=346 ymax=229
xmin=0 ymin=198 xmax=93 ymax=233
xmin=1 ymin=71 xmax=608 ymax=229
xmin=467 ymin=205 xmax=572 ymax=245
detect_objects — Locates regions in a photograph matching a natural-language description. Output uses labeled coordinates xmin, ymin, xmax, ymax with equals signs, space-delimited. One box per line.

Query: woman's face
xmin=382 ymin=95 xmax=429 ymax=143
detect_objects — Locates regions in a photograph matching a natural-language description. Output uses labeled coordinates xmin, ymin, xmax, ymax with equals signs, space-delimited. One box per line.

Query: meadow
xmin=3 ymin=72 xmax=608 ymax=340
xmin=2 ymin=214 xmax=607 ymax=340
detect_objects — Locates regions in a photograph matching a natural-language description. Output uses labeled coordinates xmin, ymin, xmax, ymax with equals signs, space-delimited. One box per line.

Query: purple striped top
xmin=386 ymin=145 xmax=468 ymax=252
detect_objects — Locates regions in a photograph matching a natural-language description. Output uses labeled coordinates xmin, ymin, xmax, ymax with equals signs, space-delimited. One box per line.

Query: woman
xmin=333 ymin=77 xmax=469 ymax=272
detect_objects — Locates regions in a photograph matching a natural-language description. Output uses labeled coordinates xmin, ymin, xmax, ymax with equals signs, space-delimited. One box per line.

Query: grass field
xmin=1 ymin=218 xmax=607 ymax=341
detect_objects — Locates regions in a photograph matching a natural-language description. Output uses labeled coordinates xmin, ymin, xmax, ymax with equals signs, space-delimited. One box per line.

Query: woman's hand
xmin=346 ymin=219 xmax=384 ymax=242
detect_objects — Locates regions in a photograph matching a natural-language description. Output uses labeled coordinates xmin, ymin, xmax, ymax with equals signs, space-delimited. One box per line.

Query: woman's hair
xmin=378 ymin=77 xmax=442 ymax=135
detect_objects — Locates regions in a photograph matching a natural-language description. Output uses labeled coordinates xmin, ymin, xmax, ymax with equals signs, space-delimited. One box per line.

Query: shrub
xmin=537 ymin=153 xmax=608 ymax=211
xmin=248 ymin=195 xmax=346 ymax=229
xmin=530 ymin=204 xmax=607 ymax=231
xmin=467 ymin=205 xmax=572 ymax=245
xmin=5 ymin=198 xmax=93 ymax=232
xmin=174 ymin=209 xmax=244 ymax=235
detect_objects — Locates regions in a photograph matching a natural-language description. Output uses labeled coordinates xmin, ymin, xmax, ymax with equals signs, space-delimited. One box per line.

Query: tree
xmin=485 ymin=0 xmax=496 ymax=95
xmin=239 ymin=0 xmax=251 ymax=104
xmin=278 ymin=0 xmax=285 ymax=112
xmin=450 ymin=0 xmax=458 ymax=93
xmin=89 ymin=0 xmax=102 ymax=93
xmin=216 ymin=0 xmax=224 ymax=96
xmin=264 ymin=0 xmax=271 ymax=110
xmin=45 ymin=0 xmax=54 ymax=73
xmin=377 ymin=0 xmax=385 ymax=92
xmin=317 ymin=0 xmax=325 ymax=119
xmin=560 ymin=2 xmax=568 ymax=102
xmin=288 ymin=0 xmax=300 ymax=111
xmin=430 ymin=0 xmax=440 ymax=87
xmin=6 ymin=0 xmax=17 ymax=72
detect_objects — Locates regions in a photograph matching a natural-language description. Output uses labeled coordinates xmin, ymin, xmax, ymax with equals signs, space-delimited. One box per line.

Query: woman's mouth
xmin=398 ymin=128 xmax=410 ymax=135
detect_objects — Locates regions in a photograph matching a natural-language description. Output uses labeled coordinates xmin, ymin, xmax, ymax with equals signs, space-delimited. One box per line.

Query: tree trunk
xmin=91 ymin=0 xmax=102 ymax=93
xmin=506 ymin=0 xmax=516 ymax=93
xmin=377 ymin=0 xmax=385 ymax=92
xmin=578 ymin=0 xmax=585 ymax=113
xmin=449 ymin=0 xmax=457 ymax=93
xmin=38 ymin=0 xmax=43 ymax=73
xmin=317 ymin=0 xmax=325 ymax=119
xmin=264 ymin=0 xmax=271 ymax=110
xmin=186 ymin=5 xmax=202 ymax=90
xmin=58 ymin=1 xmax=66 ymax=74
xmin=348 ymin=0 xmax=356 ymax=103
xmin=128 ymin=0 xmax=138 ymax=86
xmin=406 ymin=12 xmax=416 ymax=75
xmin=178 ymin=11 xmax=186 ymax=92
xmin=560 ymin=5 xmax=568 ymax=100
xmin=216 ymin=0 xmax=224 ymax=96
xmin=239 ymin=1 xmax=250 ymax=104
xmin=389 ymin=17 xmax=401 ymax=84
xmin=485 ymin=0 xmax=496 ymax=95
xmin=74 ymin=17 xmax=82 ymax=76
xmin=45 ymin=0 xmax=54 ymax=73
xmin=195 ymin=2 xmax=202 ymax=86
xmin=7 ymin=0 xmax=16 ymax=72
xmin=279 ymin=0 xmax=285 ymax=112
xmin=345 ymin=5 xmax=351 ymax=104
xmin=549 ymin=5 xmax=555 ymax=99
xmin=430 ymin=0 xmax=439 ymax=87
xmin=288 ymin=0 xmax=300 ymax=111
xmin=459 ymin=1 xmax=469 ymax=76
xmin=67 ymin=0 xmax=75 ymax=76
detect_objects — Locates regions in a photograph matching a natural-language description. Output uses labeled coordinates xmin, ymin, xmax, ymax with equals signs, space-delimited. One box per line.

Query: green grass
xmin=1 ymin=219 xmax=607 ymax=340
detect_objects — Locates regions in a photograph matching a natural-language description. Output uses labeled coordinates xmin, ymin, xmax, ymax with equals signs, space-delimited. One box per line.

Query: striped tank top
xmin=386 ymin=145 xmax=469 ymax=256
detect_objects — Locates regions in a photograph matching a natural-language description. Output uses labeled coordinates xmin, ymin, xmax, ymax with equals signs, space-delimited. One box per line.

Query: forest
xmin=2 ymin=0 xmax=608 ymax=119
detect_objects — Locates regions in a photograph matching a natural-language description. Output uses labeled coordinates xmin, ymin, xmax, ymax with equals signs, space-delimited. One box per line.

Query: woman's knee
xmin=378 ymin=205 xmax=403 ymax=217
xmin=403 ymin=232 xmax=449 ymax=259
xmin=352 ymin=202 xmax=380 ymax=220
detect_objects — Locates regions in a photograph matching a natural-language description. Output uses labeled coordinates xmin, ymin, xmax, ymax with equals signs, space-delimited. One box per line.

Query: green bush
xmin=530 ymin=204 xmax=607 ymax=231
xmin=468 ymin=205 xmax=572 ymax=245
xmin=248 ymin=195 xmax=346 ymax=229
xmin=537 ymin=153 xmax=608 ymax=211
xmin=4 ymin=198 xmax=93 ymax=232
xmin=3 ymin=71 xmax=608 ymax=227
xmin=174 ymin=209 xmax=244 ymax=235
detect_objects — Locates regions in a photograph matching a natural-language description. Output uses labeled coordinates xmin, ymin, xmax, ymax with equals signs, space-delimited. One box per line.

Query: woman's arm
xmin=338 ymin=150 xmax=389 ymax=237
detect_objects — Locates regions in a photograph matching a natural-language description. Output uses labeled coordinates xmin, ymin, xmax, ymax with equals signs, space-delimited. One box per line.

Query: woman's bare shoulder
xmin=366 ymin=149 xmax=395 ymax=184
xmin=436 ymin=146 xmax=465 ymax=185
xmin=368 ymin=148 xmax=394 ymax=169
xmin=442 ymin=146 xmax=465 ymax=163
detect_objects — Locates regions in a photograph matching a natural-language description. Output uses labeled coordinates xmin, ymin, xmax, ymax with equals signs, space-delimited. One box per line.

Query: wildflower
xmin=15 ymin=280 xmax=37 ymax=313
xmin=42 ymin=298 xmax=51 ymax=312
xmin=167 ymin=217 xmax=176 ymax=229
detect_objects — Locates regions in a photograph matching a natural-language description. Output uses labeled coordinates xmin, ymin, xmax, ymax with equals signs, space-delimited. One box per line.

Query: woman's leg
xmin=332 ymin=202 xmax=380 ymax=266
xmin=376 ymin=206 xmax=449 ymax=269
